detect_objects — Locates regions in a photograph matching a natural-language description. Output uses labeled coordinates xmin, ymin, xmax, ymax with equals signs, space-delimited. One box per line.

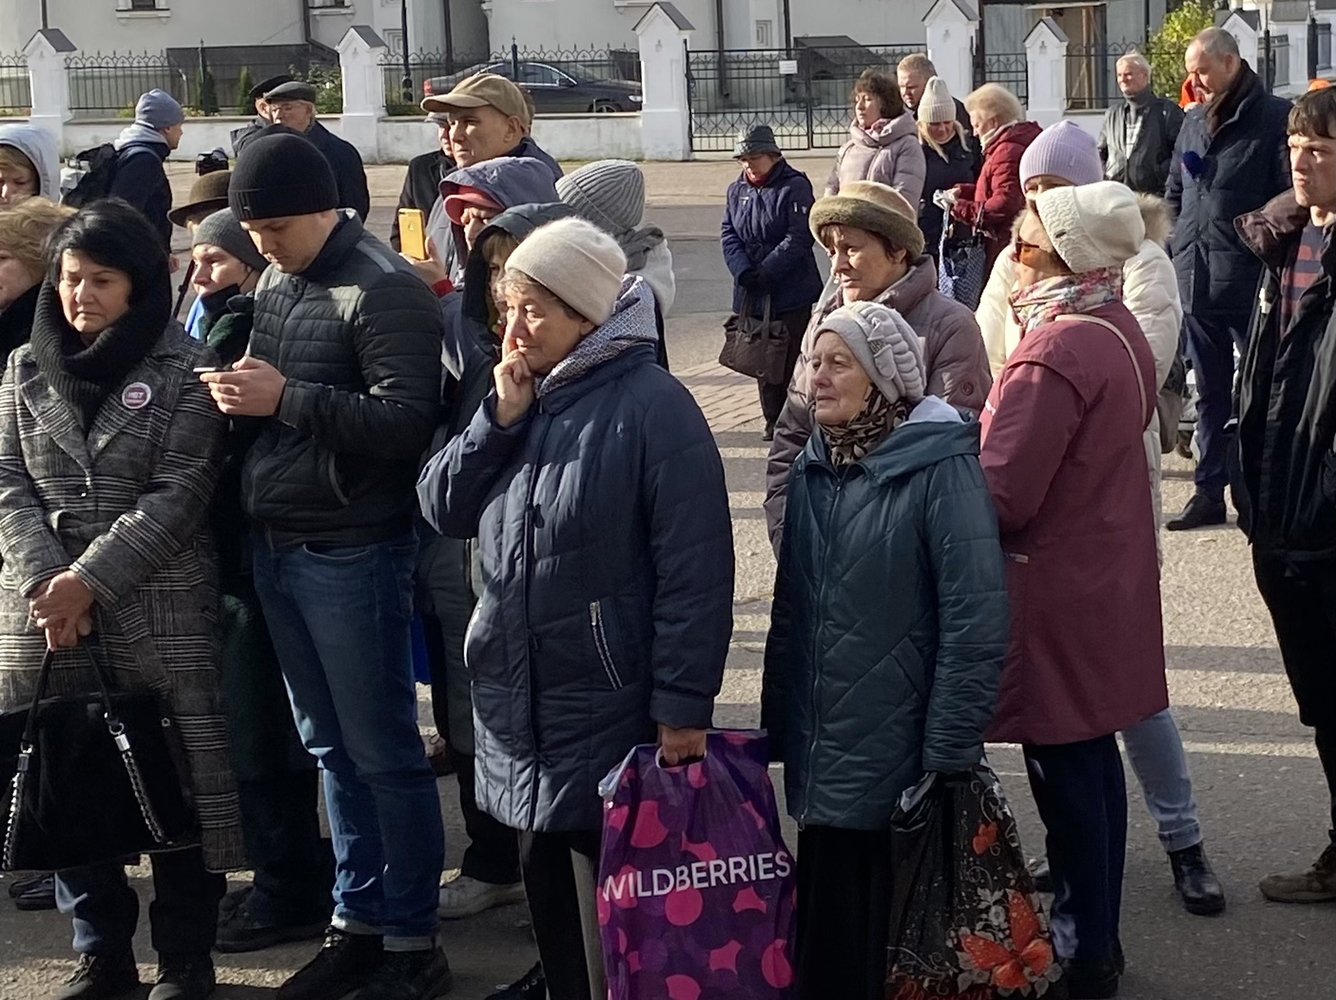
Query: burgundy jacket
xmin=980 ymin=302 xmax=1168 ymax=745
xmin=951 ymin=121 xmax=1043 ymax=272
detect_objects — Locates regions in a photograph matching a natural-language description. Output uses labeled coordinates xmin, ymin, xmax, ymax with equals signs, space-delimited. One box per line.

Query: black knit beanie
xmin=229 ymin=127 xmax=338 ymax=221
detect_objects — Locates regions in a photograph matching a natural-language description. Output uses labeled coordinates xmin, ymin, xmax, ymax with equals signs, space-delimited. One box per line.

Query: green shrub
xmin=301 ymin=64 xmax=343 ymax=114
xmin=236 ymin=66 xmax=255 ymax=116
xmin=196 ymin=67 xmax=220 ymax=115
xmin=1146 ymin=0 xmax=1215 ymax=99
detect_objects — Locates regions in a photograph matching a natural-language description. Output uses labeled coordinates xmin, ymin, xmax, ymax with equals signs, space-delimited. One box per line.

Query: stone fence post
xmin=23 ymin=28 xmax=76 ymax=153
xmin=339 ymin=26 xmax=387 ymax=162
xmin=1025 ymin=18 xmax=1068 ymax=127
xmin=924 ymin=0 xmax=979 ymax=103
xmin=636 ymin=3 xmax=694 ymax=161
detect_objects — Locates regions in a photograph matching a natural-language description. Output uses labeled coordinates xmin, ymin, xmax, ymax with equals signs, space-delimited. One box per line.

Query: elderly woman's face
xmin=0 ymin=249 xmax=39 ymax=311
xmin=811 ymin=331 xmax=873 ymax=427
xmin=853 ymin=88 xmax=883 ymax=128
xmin=1013 ymin=208 xmax=1066 ymax=290
xmin=58 ymin=250 xmax=133 ymax=339
xmin=823 ymin=225 xmax=907 ymax=303
xmin=969 ymin=108 xmax=998 ymax=138
xmin=503 ymin=282 xmax=594 ymax=376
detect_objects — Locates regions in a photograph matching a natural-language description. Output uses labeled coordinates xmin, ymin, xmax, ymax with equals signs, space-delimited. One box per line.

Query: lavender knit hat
xmin=1019 ymin=120 xmax=1103 ymax=188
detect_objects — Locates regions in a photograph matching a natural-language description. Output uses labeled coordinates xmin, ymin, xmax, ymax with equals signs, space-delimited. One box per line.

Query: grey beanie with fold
xmin=814 ymin=301 xmax=926 ymax=406
xmin=135 ymin=89 xmax=185 ymax=130
xmin=192 ymin=208 xmax=269 ymax=273
xmin=556 ymin=159 xmax=646 ymax=238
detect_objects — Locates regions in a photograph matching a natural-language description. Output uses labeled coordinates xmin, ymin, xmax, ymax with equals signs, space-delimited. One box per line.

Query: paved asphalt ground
xmin=1 ymin=161 xmax=1333 ymax=999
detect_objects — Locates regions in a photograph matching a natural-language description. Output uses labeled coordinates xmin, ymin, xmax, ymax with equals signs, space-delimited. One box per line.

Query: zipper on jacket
xmin=521 ymin=414 xmax=554 ymax=831
xmin=803 ymin=475 xmax=843 ymax=825
xmin=325 ymin=452 xmax=349 ymax=506
xmin=589 ymin=601 xmax=624 ymax=690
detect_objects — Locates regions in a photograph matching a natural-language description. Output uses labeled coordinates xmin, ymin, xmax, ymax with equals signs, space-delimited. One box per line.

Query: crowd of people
xmin=0 ymin=23 xmax=1330 ymax=1000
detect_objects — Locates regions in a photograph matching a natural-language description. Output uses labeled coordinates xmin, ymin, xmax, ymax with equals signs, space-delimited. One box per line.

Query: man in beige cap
xmin=421 ymin=73 xmax=561 ymax=181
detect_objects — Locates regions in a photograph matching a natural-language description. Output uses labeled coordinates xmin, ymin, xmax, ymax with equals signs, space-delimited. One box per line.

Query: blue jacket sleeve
xmin=757 ymin=175 xmax=816 ymax=284
xmin=920 ymin=454 xmax=1009 ymax=772
xmin=639 ymin=383 xmax=735 ymax=729
xmin=720 ymin=182 xmax=752 ymax=279
xmin=416 ymin=392 xmax=528 ymax=539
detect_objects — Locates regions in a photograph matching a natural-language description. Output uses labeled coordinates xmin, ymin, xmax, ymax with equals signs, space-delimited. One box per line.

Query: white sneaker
xmin=437 ymin=871 xmax=526 ymax=919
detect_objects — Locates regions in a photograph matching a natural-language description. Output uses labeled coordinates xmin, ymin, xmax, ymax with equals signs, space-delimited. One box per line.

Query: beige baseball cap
xmin=421 ymin=73 xmax=530 ymax=125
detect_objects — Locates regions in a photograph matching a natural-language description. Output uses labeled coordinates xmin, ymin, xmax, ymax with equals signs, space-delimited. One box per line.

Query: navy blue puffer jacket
xmin=417 ymin=279 xmax=734 ymax=831
xmin=721 ymin=158 xmax=825 ymax=317
xmin=762 ymin=398 xmax=1009 ymax=830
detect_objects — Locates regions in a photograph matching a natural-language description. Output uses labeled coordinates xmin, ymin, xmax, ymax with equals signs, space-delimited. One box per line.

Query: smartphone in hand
xmin=399 ymin=208 xmax=428 ymax=261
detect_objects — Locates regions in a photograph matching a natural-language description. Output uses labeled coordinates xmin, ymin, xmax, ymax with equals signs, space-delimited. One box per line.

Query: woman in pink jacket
xmin=826 ymin=69 xmax=925 ymax=208
xmin=980 ymin=182 xmax=1167 ymax=1000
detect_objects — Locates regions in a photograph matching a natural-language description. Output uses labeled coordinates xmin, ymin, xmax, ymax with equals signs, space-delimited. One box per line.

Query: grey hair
xmin=897 ymin=53 xmax=937 ymax=78
xmin=965 ymin=82 xmax=1026 ymax=125
xmin=1194 ymin=27 xmax=1240 ymax=59
xmin=1116 ymin=51 xmax=1151 ymax=75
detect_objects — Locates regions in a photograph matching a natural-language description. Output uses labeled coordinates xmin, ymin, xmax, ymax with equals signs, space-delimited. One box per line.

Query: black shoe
xmin=1028 ymin=856 xmax=1053 ymax=894
xmin=56 ymin=951 xmax=140 ymax=1000
xmin=354 ymin=948 xmax=453 ymax=1000
xmin=1060 ymin=956 xmax=1120 ymax=999
xmin=12 ymin=873 xmax=56 ymax=911
xmin=216 ymin=889 xmax=329 ymax=953
xmin=486 ymin=963 xmax=546 ymax=1000
xmin=278 ymin=928 xmax=384 ymax=1000
xmin=1169 ymin=843 xmax=1227 ymax=915
xmin=148 ymin=956 xmax=215 ymax=1000
xmin=1165 ymin=493 xmax=1226 ymax=531
xmin=762 ymin=422 xmax=775 ymax=443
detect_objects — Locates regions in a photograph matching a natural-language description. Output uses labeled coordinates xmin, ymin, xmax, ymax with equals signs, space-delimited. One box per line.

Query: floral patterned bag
xmin=885 ymin=766 xmax=1062 ymax=1000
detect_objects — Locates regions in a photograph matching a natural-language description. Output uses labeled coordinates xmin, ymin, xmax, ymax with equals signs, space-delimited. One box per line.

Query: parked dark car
xmin=424 ymin=60 xmax=643 ymax=113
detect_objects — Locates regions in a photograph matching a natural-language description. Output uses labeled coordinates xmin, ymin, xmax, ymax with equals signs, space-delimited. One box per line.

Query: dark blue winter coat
xmin=416 ymin=279 xmax=734 ymax=831
xmin=721 ymin=158 xmax=824 ymax=317
xmin=762 ymin=398 xmax=1008 ymax=829
xmin=1166 ymin=67 xmax=1291 ymax=325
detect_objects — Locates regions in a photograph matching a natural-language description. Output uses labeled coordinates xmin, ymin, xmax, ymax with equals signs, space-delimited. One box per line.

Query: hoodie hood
xmin=0 ymin=125 xmax=60 ymax=200
xmin=462 ymin=201 xmax=578 ymax=323
xmin=635 ymin=240 xmax=675 ymax=315
xmin=851 ymin=113 xmax=917 ymax=149
xmin=114 ymin=121 xmax=171 ymax=154
xmin=440 ymin=157 xmax=561 ymax=272
xmin=808 ymin=395 xmax=977 ymax=480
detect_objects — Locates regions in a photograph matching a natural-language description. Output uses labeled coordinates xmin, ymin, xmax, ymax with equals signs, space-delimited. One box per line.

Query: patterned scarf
xmin=820 ymin=385 xmax=911 ymax=469
xmin=1008 ymin=267 xmax=1123 ymax=340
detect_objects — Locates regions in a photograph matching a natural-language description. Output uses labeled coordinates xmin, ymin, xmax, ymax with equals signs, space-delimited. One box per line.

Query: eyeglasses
xmin=1013 ymin=235 xmax=1049 ymax=262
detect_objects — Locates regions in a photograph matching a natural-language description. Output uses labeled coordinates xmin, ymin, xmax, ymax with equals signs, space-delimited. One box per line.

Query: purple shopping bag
xmin=597 ymin=730 xmax=797 ymax=1000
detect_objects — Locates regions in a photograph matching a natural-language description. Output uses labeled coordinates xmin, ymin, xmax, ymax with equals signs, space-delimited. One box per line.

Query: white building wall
xmin=789 ymin=0 xmax=937 ymax=47
xmin=485 ymin=0 xmax=715 ymax=51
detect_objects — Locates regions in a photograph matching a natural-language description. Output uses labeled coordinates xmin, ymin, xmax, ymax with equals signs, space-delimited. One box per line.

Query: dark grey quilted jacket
xmin=243 ymin=212 xmax=443 ymax=546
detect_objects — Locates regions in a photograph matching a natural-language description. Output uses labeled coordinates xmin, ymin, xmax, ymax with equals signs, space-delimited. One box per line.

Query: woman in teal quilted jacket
xmin=762 ymin=300 xmax=1009 ymax=1000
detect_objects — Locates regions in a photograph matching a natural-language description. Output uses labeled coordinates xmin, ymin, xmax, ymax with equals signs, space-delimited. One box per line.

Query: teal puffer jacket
xmin=764 ymin=397 xmax=1009 ymax=830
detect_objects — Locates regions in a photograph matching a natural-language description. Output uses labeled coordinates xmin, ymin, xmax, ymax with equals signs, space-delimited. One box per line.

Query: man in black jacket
xmin=202 ymin=132 xmax=450 ymax=1000
xmin=897 ymin=53 xmax=974 ymax=139
xmin=110 ymin=89 xmax=183 ymax=250
xmin=390 ymin=110 xmax=455 ymax=252
xmin=1098 ymin=51 xmax=1185 ymax=195
xmin=230 ymin=73 xmax=291 ymax=156
xmin=1234 ymin=87 xmax=1336 ymax=905
xmin=263 ymin=80 xmax=371 ymax=221
xmin=1165 ymin=27 xmax=1291 ymax=530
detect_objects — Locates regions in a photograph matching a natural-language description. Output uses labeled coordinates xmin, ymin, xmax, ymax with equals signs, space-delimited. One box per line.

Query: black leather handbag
xmin=719 ymin=293 xmax=791 ymax=385
xmin=1 ymin=644 xmax=198 ymax=872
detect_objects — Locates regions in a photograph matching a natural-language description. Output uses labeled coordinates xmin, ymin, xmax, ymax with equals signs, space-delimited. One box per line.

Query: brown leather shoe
xmin=1259 ymin=842 xmax=1336 ymax=903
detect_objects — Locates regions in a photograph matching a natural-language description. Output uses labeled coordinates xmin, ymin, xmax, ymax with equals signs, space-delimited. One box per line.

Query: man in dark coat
xmin=1098 ymin=50 xmax=1185 ymax=195
xmin=262 ymin=80 xmax=371 ymax=221
xmin=390 ymin=110 xmax=456 ymax=251
xmin=202 ymin=132 xmax=449 ymax=1000
xmin=1233 ymin=87 xmax=1336 ymax=905
xmin=110 ymin=89 xmax=183 ymax=250
xmin=230 ymin=73 xmax=291 ymax=156
xmin=1165 ymin=27 xmax=1291 ymax=530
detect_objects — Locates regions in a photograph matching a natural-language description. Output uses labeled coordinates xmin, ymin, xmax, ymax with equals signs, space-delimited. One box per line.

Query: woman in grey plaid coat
xmin=0 ymin=200 xmax=239 ymax=1000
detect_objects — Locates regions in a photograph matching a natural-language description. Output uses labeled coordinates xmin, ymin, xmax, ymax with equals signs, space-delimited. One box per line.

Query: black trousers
xmin=794 ymin=825 xmax=894 ymax=1000
xmin=518 ymin=829 xmax=604 ymax=1000
xmin=757 ymin=307 xmax=812 ymax=427
xmin=1024 ymin=736 xmax=1126 ymax=965
xmin=1253 ymin=554 xmax=1336 ymax=836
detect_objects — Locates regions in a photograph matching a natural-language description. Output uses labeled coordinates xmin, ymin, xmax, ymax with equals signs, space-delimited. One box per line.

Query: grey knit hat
xmin=814 ymin=301 xmax=926 ymax=406
xmin=135 ymin=89 xmax=184 ymax=130
xmin=556 ymin=160 xmax=645 ymax=238
xmin=192 ymin=208 xmax=269 ymax=273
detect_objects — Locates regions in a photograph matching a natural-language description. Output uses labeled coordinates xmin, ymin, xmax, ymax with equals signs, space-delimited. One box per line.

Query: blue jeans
xmin=252 ymin=534 xmax=443 ymax=947
xmin=1122 ymin=708 xmax=1202 ymax=853
xmin=55 ymin=847 xmax=225 ymax=957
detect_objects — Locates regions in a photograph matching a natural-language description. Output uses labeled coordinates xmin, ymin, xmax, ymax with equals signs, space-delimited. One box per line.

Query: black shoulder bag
xmin=719 ymin=292 xmax=791 ymax=385
xmin=1 ymin=643 xmax=198 ymax=871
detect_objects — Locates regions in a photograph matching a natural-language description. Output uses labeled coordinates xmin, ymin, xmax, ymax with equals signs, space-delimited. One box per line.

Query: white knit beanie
xmin=814 ymin=301 xmax=926 ymax=406
xmin=916 ymin=77 xmax=956 ymax=125
xmin=1035 ymin=181 xmax=1145 ymax=273
xmin=556 ymin=159 xmax=646 ymax=238
xmin=504 ymin=217 xmax=628 ymax=326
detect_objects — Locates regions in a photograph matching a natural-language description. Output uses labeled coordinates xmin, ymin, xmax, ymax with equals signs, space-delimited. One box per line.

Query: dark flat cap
xmin=263 ymin=80 xmax=317 ymax=103
xmin=734 ymin=124 xmax=782 ymax=158
xmin=249 ymin=74 xmax=293 ymax=104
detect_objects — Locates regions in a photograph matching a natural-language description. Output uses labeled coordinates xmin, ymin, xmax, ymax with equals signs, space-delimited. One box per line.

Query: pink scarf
xmin=1008 ymin=268 xmax=1123 ymax=339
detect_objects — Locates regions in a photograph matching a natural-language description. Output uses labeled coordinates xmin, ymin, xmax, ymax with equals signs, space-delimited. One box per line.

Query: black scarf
xmin=29 ymin=275 xmax=171 ymax=428
xmin=1206 ymin=61 xmax=1258 ymax=138
xmin=0 ymin=283 xmax=40 ymax=370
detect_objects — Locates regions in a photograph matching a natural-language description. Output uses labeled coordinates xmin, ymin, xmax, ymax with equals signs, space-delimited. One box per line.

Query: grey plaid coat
xmin=0 ymin=323 xmax=244 ymax=872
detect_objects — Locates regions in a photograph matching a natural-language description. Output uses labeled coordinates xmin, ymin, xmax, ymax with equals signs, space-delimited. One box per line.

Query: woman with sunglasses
xmin=979 ymin=182 xmax=1167 ymax=1000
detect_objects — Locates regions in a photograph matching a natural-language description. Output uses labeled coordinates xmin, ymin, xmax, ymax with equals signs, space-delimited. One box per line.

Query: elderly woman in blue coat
xmin=417 ymin=217 xmax=734 ymax=1000
xmin=762 ymin=301 xmax=1009 ymax=1000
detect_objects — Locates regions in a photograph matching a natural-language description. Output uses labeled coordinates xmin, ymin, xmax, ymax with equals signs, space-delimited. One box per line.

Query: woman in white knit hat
xmin=980 ymin=182 xmax=1167 ymax=1000
xmin=417 ymin=217 xmax=733 ymax=1000
xmin=915 ymin=76 xmax=981 ymax=270
xmin=762 ymin=299 xmax=1008 ymax=1000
